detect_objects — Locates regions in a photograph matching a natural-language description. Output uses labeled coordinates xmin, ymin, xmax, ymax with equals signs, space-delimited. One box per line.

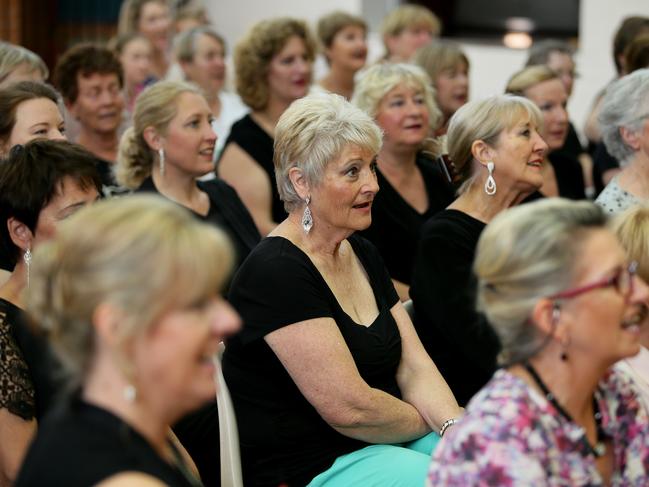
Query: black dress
xmin=548 ymin=151 xmax=586 ymax=200
xmin=409 ymin=209 xmax=500 ymax=406
xmin=0 ymin=298 xmax=35 ymax=421
xmin=135 ymin=176 xmax=260 ymax=487
xmin=359 ymin=154 xmax=455 ymax=285
xmin=135 ymin=177 xmax=260 ymax=273
xmin=219 ymin=114 xmax=287 ymax=224
xmin=223 ymin=235 xmax=402 ymax=487
xmin=16 ymin=396 xmax=201 ymax=487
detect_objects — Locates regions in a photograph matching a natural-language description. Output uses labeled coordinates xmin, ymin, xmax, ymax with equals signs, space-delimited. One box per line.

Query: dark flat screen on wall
xmin=417 ymin=0 xmax=579 ymax=39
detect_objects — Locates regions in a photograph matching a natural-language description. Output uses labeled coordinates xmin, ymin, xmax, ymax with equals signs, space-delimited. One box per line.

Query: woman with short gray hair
xmin=410 ymin=94 xmax=548 ymax=405
xmin=429 ymin=198 xmax=649 ymax=485
xmin=175 ymin=26 xmax=247 ymax=158
xmin=596 ymin=68 xmax=649 ymax=213
xmin=224 ymin=92 xmax=461 ymax=486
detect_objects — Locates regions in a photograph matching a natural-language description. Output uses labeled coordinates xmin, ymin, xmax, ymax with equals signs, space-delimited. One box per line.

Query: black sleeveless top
xmin=219 ymin=114 xmax=287 ymax=224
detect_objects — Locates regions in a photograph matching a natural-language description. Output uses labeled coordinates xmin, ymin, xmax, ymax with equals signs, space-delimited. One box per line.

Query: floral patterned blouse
xmin=428 ymin=368 xmax=649 ymax=486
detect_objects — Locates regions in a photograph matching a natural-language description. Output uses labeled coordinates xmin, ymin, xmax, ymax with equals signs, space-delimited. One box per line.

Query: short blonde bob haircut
xmin=26 ymin=195 xmax=233 ymax=379
xmin=381 ymin=5 xmax=441 ymax=47
xmin=352 ymin=62 xmax=442 ymax=133
xmin=0 ymin=42 xmax=49 ymax=85
xmin=413 ymin=40 xmax=469 ymax=85
xmin=274 ymin=92 xmax=382 ymax=213
xmin=505 ymin=65 xmax=559 ymax=96
xmin=234 ymin=18 xmax=316 ymax=111
xmin=447 ymin=94 xmax=542 ymax=194
xmin=612 ymin=203 xmax=649 ymax=283
xmin=116 ymin=80 xmax=202 ymax=189
xmin=475 ymin=198 xmax=607 ymax=366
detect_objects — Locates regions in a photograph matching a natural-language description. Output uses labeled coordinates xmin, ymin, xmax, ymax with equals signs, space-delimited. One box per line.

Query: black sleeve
xmin=0 ymin=317 xmax=35 ymax=420
xmin=229 ymin=240 xmax=333 ymax=345
xmin=410 ymin=223 xmax=500 ymax=378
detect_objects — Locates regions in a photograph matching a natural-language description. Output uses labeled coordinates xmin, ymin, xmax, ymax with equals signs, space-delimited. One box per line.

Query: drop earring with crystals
xmin=123 ymin=384 xmax=137 ymax=402
xmin=158 ymin=147 xmax=165 ymax=176
xmin=23 ymin=247 xmax=32 ymax=288
xmin=302 ymin=196 xmax=313 ymax=234
xmin=484 ymin=161 xmax=497 ymax=195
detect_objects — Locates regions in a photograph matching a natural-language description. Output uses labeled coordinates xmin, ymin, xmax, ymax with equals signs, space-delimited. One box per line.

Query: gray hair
xmin=525 ymin=39 xmax=575 ymax=67
xmin=0 ymin=42 xmax=48 ymax=85
xmin=274 ymin=92 xmax=382 ymax=212
xmin=352 ymin=62 xmax=442 ymax=133
xmin=447 ymin=94 xmax=543 ymax=194
xmin=599 ymin=68 xmax=649 ymax=165
xmin=174 ymin=25 xmax=225 ymax=64
xmin=474 ymin=198 xmax=607 ymax=365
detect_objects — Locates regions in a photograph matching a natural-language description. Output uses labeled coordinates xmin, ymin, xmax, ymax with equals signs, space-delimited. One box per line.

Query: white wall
xmin=207 ymin=0 xmax=649 ymax=137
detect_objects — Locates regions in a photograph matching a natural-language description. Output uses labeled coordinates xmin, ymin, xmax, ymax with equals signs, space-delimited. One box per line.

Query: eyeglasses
xmin=548 ymin=261 xmax=638 ymax=300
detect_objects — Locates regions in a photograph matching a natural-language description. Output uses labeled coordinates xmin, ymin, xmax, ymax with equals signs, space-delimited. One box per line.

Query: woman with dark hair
xmin=0 ymin=140 xmax=101 ymax=485
xmin=0 ymin=81 xmax=65 ymax=156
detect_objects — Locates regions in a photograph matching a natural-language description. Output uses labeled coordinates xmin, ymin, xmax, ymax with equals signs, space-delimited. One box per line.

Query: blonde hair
xmin=505 ymin=65 xmax=559 ymax=96
xmin=0 ymin=42 xmax=49 ymax=84
xmin=274 ymin=92 xmax=382 ymax=212
xmin=317 ymin=11 xmax=366 ymax=54
xmin=413 ymin=40 xmax=469 ymax=84
xmin=234 ymin=18 xmax=316 ymax=111
xmin=118 ymin=0 xmax=169 ymax=36
xmin=381 ymin=5 xmax=441 ymax=48
xmin=474 ymin=198 xmax=607 ymax=365
xmin=26 ymin=195 xmax=233 ymax=380
xmin=613 ymin=204 xmax=649 ymax=282
xmin=116 ymin=80 xmax=202 ymax=188
xmin=352 ymin=62 xmax=443 ymax=142
xmin=447 ymin=94 xmax=543 ymax=194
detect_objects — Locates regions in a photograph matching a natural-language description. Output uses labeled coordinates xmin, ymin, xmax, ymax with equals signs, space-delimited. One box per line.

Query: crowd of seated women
xmin=2 ymin=2 xmax=649 ymax=486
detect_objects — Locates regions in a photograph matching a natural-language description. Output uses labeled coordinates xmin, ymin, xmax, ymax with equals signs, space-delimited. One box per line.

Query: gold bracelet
xmin=439 ymin=418 xmax=459 ymax=437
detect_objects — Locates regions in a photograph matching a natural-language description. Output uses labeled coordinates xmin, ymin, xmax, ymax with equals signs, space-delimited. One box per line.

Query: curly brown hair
xmin=234 ymin=18 xmax=316 ymax=111
xmin=53 ymin=43 xmax=124 ymax=103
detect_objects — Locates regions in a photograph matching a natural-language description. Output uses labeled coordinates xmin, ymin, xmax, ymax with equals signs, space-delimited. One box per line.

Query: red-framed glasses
xmin=548 ymin=261 xmax=638 ymax=300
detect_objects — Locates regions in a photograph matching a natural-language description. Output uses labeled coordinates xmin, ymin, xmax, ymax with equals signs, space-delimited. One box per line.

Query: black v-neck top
xmin=135 ymin=177 xmax=260 ymax=274
xmin=360 ymin=153 xmax=455 ymax=284
xmin=16 ymin=397 xmax=200 ymax=487
xmin=223 ymin=234 xmax=401 ymax=487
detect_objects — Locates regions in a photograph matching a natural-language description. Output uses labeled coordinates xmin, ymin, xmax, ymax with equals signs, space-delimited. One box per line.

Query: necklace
xmin=524 ymin=363 xmax=607 ymax=458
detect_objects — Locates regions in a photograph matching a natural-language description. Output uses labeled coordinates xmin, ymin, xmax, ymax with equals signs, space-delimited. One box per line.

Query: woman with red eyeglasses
xmin=428 ymin=198 xmax=649 ymax=486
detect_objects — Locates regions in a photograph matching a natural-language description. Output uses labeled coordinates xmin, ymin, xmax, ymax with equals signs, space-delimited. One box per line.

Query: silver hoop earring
xmin=23 ymin=247 xmax=32 ymax=288
xmin=302 ymin=196 xmax=313 ymax=234
xmin=484 ymin=161 xmax=496 ymax=195
xmin=158 ymin=148 xmax=165 ymax=176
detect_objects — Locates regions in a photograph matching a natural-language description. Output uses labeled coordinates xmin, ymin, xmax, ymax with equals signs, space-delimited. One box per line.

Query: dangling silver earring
xmin=302 ymin=196 xmax=313 ymax=234
xmin=484 ymin=161 xmax=496 ymax=195
xmin=123 ymin=384 xmax=137 ymax=402
xmin=158 ymin=148 xmax=165 ymax=176
xmin=23 ymin=247 xmax=32 ymax=288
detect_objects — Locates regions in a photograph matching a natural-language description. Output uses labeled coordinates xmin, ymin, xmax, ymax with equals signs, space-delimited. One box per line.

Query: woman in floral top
xmin=428 ymin=198 xmax=649 ymax=486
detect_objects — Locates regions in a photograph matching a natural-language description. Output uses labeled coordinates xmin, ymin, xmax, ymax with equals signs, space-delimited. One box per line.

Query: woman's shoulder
xmin=420 ymin=209 xmax=484 ymax=242
xmin=595 ymin=176 xmax=640 ymax=214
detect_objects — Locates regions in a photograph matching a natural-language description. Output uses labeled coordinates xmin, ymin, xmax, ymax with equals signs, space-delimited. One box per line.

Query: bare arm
xmin=265 ymin=317 xmax=431 ymax=444
xmin=95 ymin=472 xmax=167 ymax=487
xmin=391 ymin=279 xmax=410 ymax=302
xmin=218 ymin=143 xmax=278 ymax=236
xmin=391 ymin=301 xmax=462 ymax=431
xmin=584 ymin=92 xmax=604 ymax=143
xmin=0 ymin=410 xmax=36 ymax=486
